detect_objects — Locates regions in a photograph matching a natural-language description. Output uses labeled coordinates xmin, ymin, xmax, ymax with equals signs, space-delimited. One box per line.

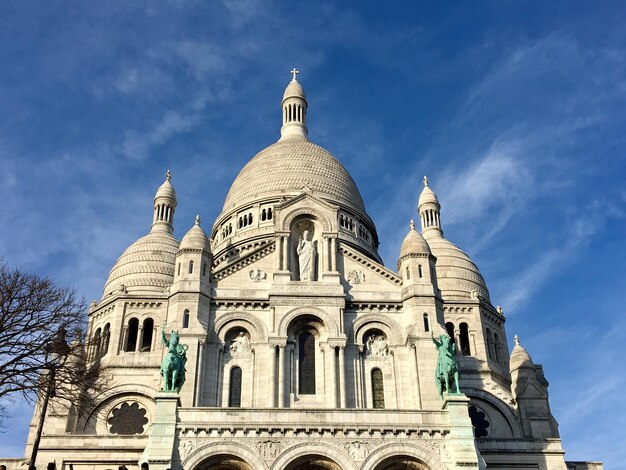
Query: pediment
xmin=339 ymin=243 xmax=402 ymax=289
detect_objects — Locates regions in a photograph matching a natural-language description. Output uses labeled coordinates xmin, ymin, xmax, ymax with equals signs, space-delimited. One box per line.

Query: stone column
xmin=151 ymin=325 xmax=158 ymax=352
xmin=215 ymin=345 xmax=223 ymax=406
xmin=137 ymin=326 xmax=144 ymax=352
xmin=269 ymin=344 xmax=277 ymax=407
xmin=282 ymin=236 xmax=289 ymax=271
xmin=275 ymin=236 xmax=282 ymax=270
xmin=355 ymin=348 xmax=363 ymax=408
xmin=411 ymin=343 xmax=422 ymax=409
xmin=194 ymin=340 xmax=205 ymax=406
xmin=338 ymin=345 xmax=346 ymax=408
xmin=120 ymin=325 xmax=128 ymax=353
xmin=331 ymin=236 xmax=337 ymax=272
xmin=278 ymin=345 xmax=285 ymax=408
xmin=329 ymin=345 xmax=337 ymax=408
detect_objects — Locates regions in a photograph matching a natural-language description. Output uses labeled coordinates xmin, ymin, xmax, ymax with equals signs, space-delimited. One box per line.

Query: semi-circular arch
xmin=184 ymin=440 xmax=268 ymax=470
xmin=271 ymin=441 xmax=358 ymax=470
xmin=361 ymin=442 xmax=446 ymax=470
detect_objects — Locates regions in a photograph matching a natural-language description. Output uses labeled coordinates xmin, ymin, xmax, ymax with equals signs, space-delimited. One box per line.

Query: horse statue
xmin=160 ymin=327 xmax=188 ymax=392
xmin=432 ymin=331 xmax=460 ymax=399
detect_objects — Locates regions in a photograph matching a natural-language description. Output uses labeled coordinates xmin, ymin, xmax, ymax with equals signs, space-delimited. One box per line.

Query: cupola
xmin=418 ymin=176 xmax=442 ymax=238
xmin=152 ymin=170 xmax=177 ymax=234
xmin=280 ymin=68 xmax=308 ymax=140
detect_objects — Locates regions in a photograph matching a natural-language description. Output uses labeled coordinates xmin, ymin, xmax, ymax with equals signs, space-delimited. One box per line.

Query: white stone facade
xmin=16 ymin=75 xmax=602 ymax=470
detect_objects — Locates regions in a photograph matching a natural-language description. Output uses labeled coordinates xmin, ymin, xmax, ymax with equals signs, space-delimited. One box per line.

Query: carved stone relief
xmin=347 ymin=269 xmax=366 ymax=284
xmin=365 ymin=334 xmax=389 ymax=358
xmin=227 ymin=332 xmax=251 ymax=359
xmin=249 ymin=268 xmax=267 ymax=281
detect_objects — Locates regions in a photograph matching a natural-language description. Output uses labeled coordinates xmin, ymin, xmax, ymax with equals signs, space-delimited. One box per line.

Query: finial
xmin=166 ymin=169 xmax=172 ymax=181
xmin=423 ymin=175 xmax=429 ymax=187
xmin=514 ymin=335 xmax=520 ymax=346
xmin=409 ymin=219 xmax=415 ymax=230
xmin=290 ymin=68 xmax=299 ymax=81
xmin=195 ymin=214 xmax=201 ymax=226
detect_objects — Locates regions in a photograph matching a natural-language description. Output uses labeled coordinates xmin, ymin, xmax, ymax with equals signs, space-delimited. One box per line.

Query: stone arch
xmin=184 ymin=441 xmax=268 ymax=470
xmin=78 ymin=384 xmax=156 ymax=435
xmin=214 ymin=311 xmax=269 ymax=343
xmin=277 ymin=306 xmax=340 ymax=338
xmin=361 ymin=443 xmax=446 ymax=470
xmin=271 ymin=441 xmax=358 ymax=470
xmin=280 ymin=206 xmax=333 ymax=232
xmin=352 ymin=314 xmax=405 ymax=346
xmin=463 ymin=387 xmax=521 ymax=438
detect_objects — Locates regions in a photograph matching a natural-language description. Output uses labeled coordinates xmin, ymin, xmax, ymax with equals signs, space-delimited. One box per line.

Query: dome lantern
xmin=418 ymin=175 xmax=442 ymax=238
xmin=152 ymin=169 xmax=177 ymax=234
xmin=280 ymin=68 xmax=308 ymax=140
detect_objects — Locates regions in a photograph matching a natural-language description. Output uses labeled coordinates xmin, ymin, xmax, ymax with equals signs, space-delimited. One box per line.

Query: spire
xmin=280 ymin=68 xmax=308 ymax=140
xmin=409 ymin=219 xmax=415 ymax=231
xmin=418 ymin=175 xmax=442 ymax=238
xmin=151 ymin=170 xmax=177 ymax=234
xmin=195 ymin=214 xmax=201 ymax=226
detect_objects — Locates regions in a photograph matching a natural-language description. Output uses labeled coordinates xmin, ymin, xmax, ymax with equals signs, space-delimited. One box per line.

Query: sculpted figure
xmin=432 ymin=331 xmax=460 ymax=399
xmin=297 ymin=230 xmax=315 ymax=281
xmin=160 ymin=326 xmax=188 ymax=392
xmin=229 ymin=331 xmax=251 ymax=358
xmin=366 ymin=334 xmax=388 ymax=357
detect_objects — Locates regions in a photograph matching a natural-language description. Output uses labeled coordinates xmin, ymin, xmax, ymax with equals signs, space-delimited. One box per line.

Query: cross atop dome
xmin=423 ymin=175 xmax=429 ymax=187
xmin=166 ymin=169 xmax=172 ymax=181
xmin=290 ymin=68 xmax=299 ymax=81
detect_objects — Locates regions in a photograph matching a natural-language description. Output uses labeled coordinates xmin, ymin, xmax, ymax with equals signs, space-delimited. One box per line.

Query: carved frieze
xmin=347 ymin=269 xmax=366 ymax=284
xmin=270 ymin=296 xmax=345 ymax=307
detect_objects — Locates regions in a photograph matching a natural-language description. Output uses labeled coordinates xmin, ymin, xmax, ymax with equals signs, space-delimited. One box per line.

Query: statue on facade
xmin=160 ymin=326 xmax=188 ymax=392
xmin=229 ymin=331 xmax=251 ymax=358
xmin=297 ymin=230 xmax=315 ymax=280
xmin=366 ymin=334 xmax=388 ymax=357
xmin=432 ymin=331 xmax=460 ymax=399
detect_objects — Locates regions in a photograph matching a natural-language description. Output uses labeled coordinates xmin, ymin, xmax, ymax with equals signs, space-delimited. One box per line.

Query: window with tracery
xmin=229 ymin=367 xmax=242 ymax=407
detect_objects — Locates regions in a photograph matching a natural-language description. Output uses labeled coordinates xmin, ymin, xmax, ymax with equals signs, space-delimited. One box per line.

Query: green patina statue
xmin=432 ymin=331 xmax=460 ymax=399
xmin=160 ymin=326 xmax=188 ymax=392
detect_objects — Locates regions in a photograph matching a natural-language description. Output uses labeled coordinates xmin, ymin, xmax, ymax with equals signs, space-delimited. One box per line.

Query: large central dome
xmin=222 ymin=137 xmax=367 ymax=214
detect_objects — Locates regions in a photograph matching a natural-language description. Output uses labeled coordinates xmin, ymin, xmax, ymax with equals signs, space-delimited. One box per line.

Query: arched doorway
xmin=195 ymin=454 xmax=254 ymax=470
xmin=372 ymin=455 xmax=428 ymax=470
xmin=283 ymin=454 xmax=342 ymax=470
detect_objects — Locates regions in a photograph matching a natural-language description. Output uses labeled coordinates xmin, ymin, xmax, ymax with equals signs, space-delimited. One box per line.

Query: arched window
xmin=267 ymin=208 xmax=272 ymax=220
xmin=141 ymin=318 xmax=154 ymax=352
xmin=126 ymin=318 xmax=139 ymax=352
xmin=102 ymin=323 xmax=110 ymax=356
xmin=460 ymin=322 xmax=471 ymax=356
xmin=493 ymin=333 xmax=502 ymax=365
xmin=202 ymin=263 xmax=206 ymax=277
xmin=486 ymin=328 xmax=494 ymax=360
xmin=177 ymin=263 xmax=181 ymax=276
xmin=405 ymin=266 xmax=410 ymax=280
xmin=188 ymin=260 xmax=194 ymax=274
xmin=228 ymin=367 xmax=242 ymax=407
xmin=418 ymin=264 xmax=423 ymax=278
xmin=423 ymin=313 xmax=430 ymax=332
xmin=262 ymin=209 xmax=267 ymax=221
xmin=371 ymin=368 xmax=385 ymax=409
xmin=445 ymin=322 xmax=455 ymax=339
xmin=298 ymin=332 xmax=316 ymax=395
xmin=92 ymin=328 xmax=102 ymax=361
xmin=248 ymin=212 xmax=252 ymax=224
xmin=182 ymin=310 xmax=190 ymax=329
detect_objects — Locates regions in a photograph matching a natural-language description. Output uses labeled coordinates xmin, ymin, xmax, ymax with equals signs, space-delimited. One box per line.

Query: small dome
xmin=418 ymin=177 xmax=439 ymax=207
xmin=155 ymin=172 xmax=176 ymax=201
xmin=103 ymin=231 xmax=179 ymax=298
xmin=400 ymin=220 xmax=430 ymax=257
xmin=282 ymin=79 xmax=306 ymax=103
xmin=510 ymin=335 xmax=534 ymax=371
xmin=425 ymin=235 xmax=490 ymax=301
xmin=180 ymin=216 xmax=210 ymax=252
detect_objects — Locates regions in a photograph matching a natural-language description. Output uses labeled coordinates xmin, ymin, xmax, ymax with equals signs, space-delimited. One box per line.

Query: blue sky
xmin=0 ymin=1 xmax=624 ymax=466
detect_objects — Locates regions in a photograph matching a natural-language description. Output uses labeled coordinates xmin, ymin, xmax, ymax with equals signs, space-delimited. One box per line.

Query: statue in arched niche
xmin=229 ymin=331 xmax=251 ymax=359
xmin=366 ymin=333 xmax=388 ymax=357
xmin=297 ymin=229 xmax=316 ymax=281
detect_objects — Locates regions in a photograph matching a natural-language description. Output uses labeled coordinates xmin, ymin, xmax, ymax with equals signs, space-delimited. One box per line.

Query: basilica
xmin=19 ymin=74 xmax=601 ymax=470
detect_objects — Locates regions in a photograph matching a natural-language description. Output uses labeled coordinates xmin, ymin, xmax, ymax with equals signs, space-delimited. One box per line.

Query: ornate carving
xmin=107 ymin=402 xmax=149 ymax=435
xmin=339 ymin=246 xmax=402 ymax=286
xmin=228 ymin=332 xmax=252 ymax=359
xmin=270 ymin=297 xmax=345 ymax=306
xmin=365 ymin=334 xmax=389 ymax=358
xmin=180 ymin=439 xmax=196 ymax=460
xmin=347 ymin=269 xmax=366 ymax=284
xmin=254 ymin=440 xmax=284 ymax=460
xmin=343 ymin=440 xmax=374 ymax=461
xmin=249 ymin=268 xmax=267 ymax=281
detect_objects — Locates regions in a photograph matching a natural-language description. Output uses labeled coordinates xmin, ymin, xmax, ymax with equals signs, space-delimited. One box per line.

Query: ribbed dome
xmin=425 ymin=234 xmax=490 ymax=301
xmin=400 ymin=222 xmax=430 ymax=257
xmin=510 ymin=336 xmax=534 ymax=371
xmin=283 ymin=79 xmax=306 ymax=102
xmin=180 ymin=216 xmax=210 ymax=252
xmin=155 ymin=174 xmax=176 ymax=201
xmin=418 ymin=185 xmax=439 ymax=207
xmin=102 ymin=231 xmax=179 ymax=297
xmin=222 ymin=137 xmax=367 ymax=214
